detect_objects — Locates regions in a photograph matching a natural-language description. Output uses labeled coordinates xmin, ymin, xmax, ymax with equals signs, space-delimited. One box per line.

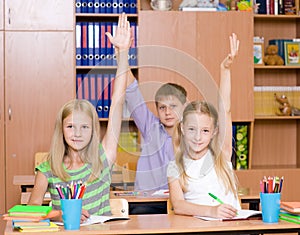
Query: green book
xmin=8 ymin=205 xmax=52 ymax=217
xmin=280 ymin=216 xmax=300 ymax=224
xmin=280 ymin=212 xmax=300 ymax=220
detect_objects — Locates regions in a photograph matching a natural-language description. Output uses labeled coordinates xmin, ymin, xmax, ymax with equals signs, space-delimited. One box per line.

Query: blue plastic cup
xmin=61 ymin=199 xmax=82 ymax=230
xmin=260 ymin=193 xmax=281 ymax=223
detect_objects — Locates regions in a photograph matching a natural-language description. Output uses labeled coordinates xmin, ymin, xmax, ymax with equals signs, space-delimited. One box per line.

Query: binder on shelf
xmin=81 ymin=22 xmax=89 ymax=66
xmin=129 ymin=0 xmax=137 ymax=13
xmin=119 ymin=0 xmax=124 ymax=13
xmin=100 ymin=22 xmax=107 ymax=66
xmin=106 ymin=22 xmax=113 ymax=66
xmin=82 ymin=74 xmax=90 ymax=102
xmin=88 ymin=0 xmax=94 ymax=13
xmin=100 ymin=0 xmax=106 ymax=13
xmin=109 ymin=73 xmax=116 ymax=114
xmin=112 ymin=0 xmax=119 ymax=13
xmin=112 ymin=22 xmax=118 ymax=66
xmin=76 ymin=22 xmax=82 ymax=66
xmin=82 ymin=0 xmax=88 ymax=13
xmin=88 ymin=22 xmax=95 ymax=66
xmin=129 ymin=22 xmax=137 ymax=66
xmin=94 ymin=22 xmax=100 ymax=66
xmin=124 ymin=0 xmax=130 ymax=13
xmin=75 ymin=0 xmax=82 ymax=13
xmin=102 ymin=74 xmax=110 ymax=118
xmin=89 ymin=74 xmax=97 ymax=109
xmin=106 ymin=0 xmax=113 ymax=13
xmin=94 ymin=0 xmax=100 ymax=13
xmin=76 ymin=73 xmax=83 ymax=100
xmin=96 ymin=74 xmax=103 ymax=118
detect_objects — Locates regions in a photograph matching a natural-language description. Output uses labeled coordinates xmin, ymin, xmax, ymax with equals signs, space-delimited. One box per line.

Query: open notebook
xmin=55 ymin=215 xmax=129 ymax=226
xmin=195 ymin=209 xmax=262 ymax=221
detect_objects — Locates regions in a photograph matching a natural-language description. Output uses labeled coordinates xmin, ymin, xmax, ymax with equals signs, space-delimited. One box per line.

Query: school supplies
xmin=279 ymin=210 xmax=300 ymax=224
xmin=8 ymin=205 xmax=52 ymax=217
xmin=12 ymin=219 xmax=50 ymax=227
xmin=195 ymin=209 xmax=262 ymax=221
xmin=14 ymin=222 xmax=60 ymax=232
xmin=280 ymin=201 xmax=300 ymax=213
xmin=208 ymin=193 xmax=224 ymax=204
xmin=56 ymin=181 xmax=86 ymax=199
xmin=260 ymin=176 xmax=284 ymax=193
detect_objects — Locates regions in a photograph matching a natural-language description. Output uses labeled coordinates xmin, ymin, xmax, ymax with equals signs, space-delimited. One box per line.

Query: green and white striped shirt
xmin=36 ymin=144 xmax=112 ymax=216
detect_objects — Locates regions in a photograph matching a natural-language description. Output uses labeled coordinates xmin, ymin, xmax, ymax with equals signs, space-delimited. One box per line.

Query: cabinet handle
xmin=8 ymin=8 xmax=11 ymax=25
xmin=8 ymin=106 xmax=12 ymax=120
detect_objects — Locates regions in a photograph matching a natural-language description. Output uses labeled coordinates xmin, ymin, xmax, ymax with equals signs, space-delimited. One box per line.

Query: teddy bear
xmin=263 ymin=45 xmax=284 ymax=66
xmin=274 ymin=93 xmax=291 ymax=116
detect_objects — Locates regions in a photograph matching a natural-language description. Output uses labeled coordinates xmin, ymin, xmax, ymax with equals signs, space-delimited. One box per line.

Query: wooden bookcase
xmin=252 ymin=15 xmax=300 ymax=169
xmin=235 ymin=15 xmax=300 ymax=201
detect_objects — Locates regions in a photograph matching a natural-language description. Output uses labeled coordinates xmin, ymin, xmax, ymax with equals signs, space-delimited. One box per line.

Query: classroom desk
xmin=14 ymin=175 xmax=261 ymax=211
xmin=4 ymin=214 xmax=300 ymax=235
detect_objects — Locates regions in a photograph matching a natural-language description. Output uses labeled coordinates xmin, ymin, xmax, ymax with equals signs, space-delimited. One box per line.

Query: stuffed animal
xmin=274 ymin=93 xmax=291 ymax=116
xmin=263 ymin=45 xmax=284 ymax=66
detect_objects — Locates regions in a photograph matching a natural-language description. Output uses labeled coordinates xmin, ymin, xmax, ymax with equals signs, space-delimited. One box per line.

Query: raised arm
xmin=102 ymin=13 xmax=132 ymax=166
xmin=218 ymin=33 xmax=239 ymax=162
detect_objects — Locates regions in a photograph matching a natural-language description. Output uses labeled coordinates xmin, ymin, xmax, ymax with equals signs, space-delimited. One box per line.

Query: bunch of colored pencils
xmin=260 ymin=176 xmax=283 ymax=193
xmin=55 ymin=181 xmax=86 ymax=199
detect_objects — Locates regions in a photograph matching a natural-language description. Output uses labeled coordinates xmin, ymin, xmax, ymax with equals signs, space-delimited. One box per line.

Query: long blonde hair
xmin=173 ymin=100 xmax=238 ymax=197
xmin=48 ymin=99 xmax=102 ymax=182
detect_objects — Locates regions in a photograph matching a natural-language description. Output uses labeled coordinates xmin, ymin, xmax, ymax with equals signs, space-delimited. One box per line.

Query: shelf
xmin=255 ymin=115 xmax=300 ymax=120
xmin=254 ymin=65 xmax=300 ymax=69
xmin=250 ymin=165 xmax=299 ymax=169
xmin=254 ymin=14 xmax=300 ymax=19
xmin=76 ymin=13 xmax=138 ymax=17
xmin=99 ymin=118 xmax=134 ymax=121
xmin=76 ymin=66 xmax=139 ymax=70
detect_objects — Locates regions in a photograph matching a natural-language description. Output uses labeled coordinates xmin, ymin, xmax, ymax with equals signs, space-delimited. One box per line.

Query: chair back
xmin=35 ymin=152 xmax=48 ymax=168
xmin=109 ymin=198 xmax=129 ymax=216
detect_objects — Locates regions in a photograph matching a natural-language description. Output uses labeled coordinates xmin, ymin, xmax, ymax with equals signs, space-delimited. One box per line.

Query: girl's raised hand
xmin=105 ymin=13 xmax=132 ymax=51
xmin=221 ymin=33 xmax=240 ymax=69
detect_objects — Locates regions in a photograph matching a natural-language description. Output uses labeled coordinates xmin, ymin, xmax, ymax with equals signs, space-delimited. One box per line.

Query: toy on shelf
xmin=263 ymin=45 xmax=284 ymax=66
xmin=274 ymin=93 xmax=300 ymax=116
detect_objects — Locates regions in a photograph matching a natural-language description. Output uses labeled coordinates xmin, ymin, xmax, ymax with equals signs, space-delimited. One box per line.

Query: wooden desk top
xmin=110 ymin=191 xmax=169 ymax=202
xmin=5 ymin=214 xmax=300 ymax=235
xmin=13 ymin=175 xmax=35 ymax=186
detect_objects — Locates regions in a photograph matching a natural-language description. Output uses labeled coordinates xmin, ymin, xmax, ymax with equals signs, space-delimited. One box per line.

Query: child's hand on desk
xmin=213 ymin=204 xmax=237 ymax=219
xmin=81 ymin=209 xmax=90 ymax=223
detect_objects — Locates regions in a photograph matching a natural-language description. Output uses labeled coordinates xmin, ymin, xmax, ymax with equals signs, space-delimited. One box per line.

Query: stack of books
xmin=280 ymin=201 xmax=300 ymax=224
xmin=3 ymin=205 xmax=60 ymax=232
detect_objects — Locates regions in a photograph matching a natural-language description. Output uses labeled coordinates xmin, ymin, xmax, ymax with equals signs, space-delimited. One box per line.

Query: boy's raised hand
xmin=105 ymin=13 xmax=132 ymax=51
xmin=221 ymin=33 xmax=240 ymax=69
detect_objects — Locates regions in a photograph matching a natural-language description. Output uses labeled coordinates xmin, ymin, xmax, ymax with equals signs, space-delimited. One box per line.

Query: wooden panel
xmin=0 ymin=0 xmax=3 ymax=30
xmin=236 ymin=168 xmax=300 ymax=201
xmin=252 ymin=119 xmax=297 ymax=168
xmin=5 ymin=31 xmax=74 ymax=209
xmin=4 ymin=0 xmax=73 ymax=30
xmin=138 ymin=11 xmax=254 ymax=122
xmin=0 ymin=32 xmax=5 ymax=235
xmin=254 ymin=18 xmax=297 ymax=46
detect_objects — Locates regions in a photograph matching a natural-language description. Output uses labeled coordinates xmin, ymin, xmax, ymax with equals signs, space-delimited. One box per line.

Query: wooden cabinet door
xmin=0 ymin=32 xmax=5 ymax=234
xmin=4 ymin=0 xmax=73 ymax=30
xmin=0 ymin=0 xmax=3 ymax=30
xmin=138 ymin=11 xmax=254 ymax=122
xmin=5 ymin=31 xmax=74 ymax=209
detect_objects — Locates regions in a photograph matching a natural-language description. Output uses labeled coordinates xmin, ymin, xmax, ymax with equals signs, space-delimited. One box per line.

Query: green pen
xmin=208 ymin=193 xmax=224 ymax=204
